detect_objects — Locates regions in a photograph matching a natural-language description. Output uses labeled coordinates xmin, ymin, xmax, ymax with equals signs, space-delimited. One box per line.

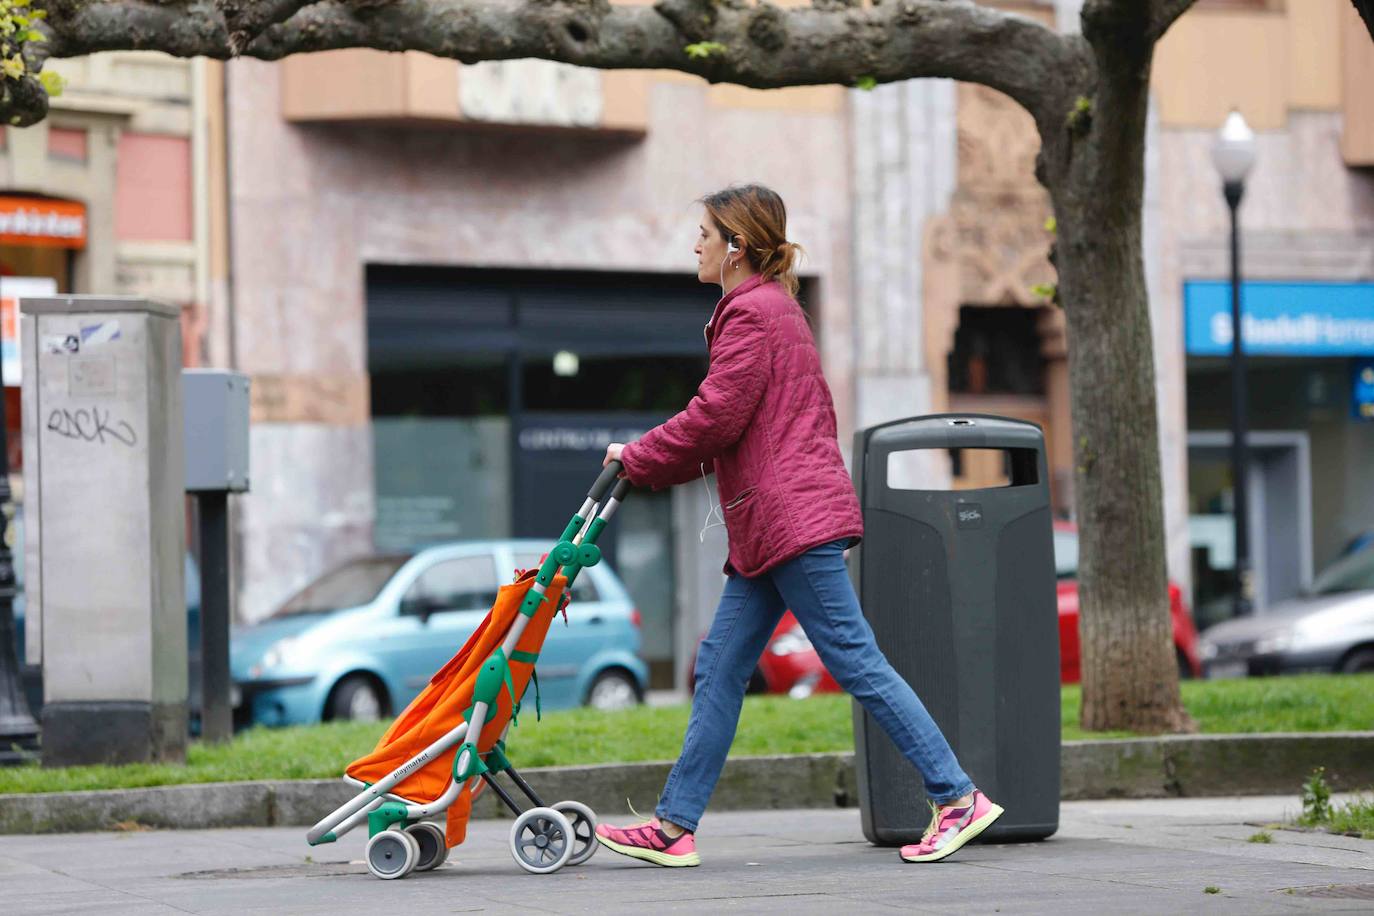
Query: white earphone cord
xmin=707 ymin=239 xmax=738 ymax=539
xmin=699 ymin=462 xmax=725 ymax=543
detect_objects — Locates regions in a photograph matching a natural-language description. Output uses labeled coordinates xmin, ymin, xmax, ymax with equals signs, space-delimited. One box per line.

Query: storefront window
xmin=372 ymin=354 xmax=513 ymax=550
xmin=523 ymin=353 xmax=704 ymax=412
xmin=947 ymin=305 xmax=1046 ymax=396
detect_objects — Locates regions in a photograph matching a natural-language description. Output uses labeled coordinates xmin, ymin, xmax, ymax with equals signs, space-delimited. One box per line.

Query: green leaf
xmin=1043 ymin=216 xmax=1057 ymax=234
xmin=25 ymin=30 xmax=45 ymax=43
xmin=684 ymin=41 xmax=727 ymax=59
xmin=38 ymin=68 xmax=64 ymax=98
xmin=854 ymin=75 xmax=878 ymax=91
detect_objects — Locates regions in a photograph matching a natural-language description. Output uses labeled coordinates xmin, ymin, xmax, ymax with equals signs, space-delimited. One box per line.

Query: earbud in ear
xmin=727 ymin=241 xmax=739 ymax=254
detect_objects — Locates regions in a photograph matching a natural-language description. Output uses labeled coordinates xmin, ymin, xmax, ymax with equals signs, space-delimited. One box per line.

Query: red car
xmin=689 ymin=522 xmax=1202 ymax=695
xmin=1053 ymin=522 xmax=1202 ymax=683
xmin=686 ymin=609 xmax=841 ymax=698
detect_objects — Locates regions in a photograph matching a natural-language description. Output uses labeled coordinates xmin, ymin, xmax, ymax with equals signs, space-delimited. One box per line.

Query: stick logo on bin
xmin=957 ymin=503 xmax=984 ymax=529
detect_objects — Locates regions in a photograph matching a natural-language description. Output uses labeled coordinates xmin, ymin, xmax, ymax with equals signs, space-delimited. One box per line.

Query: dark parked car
xmin=1200 ymin=540 xmax=1374 ymax=678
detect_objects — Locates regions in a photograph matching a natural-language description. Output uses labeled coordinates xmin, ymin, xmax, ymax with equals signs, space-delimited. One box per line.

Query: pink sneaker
xmin=595 ymin=817 xmax=700 ymax=867
xmin=899 ymin=791 xmax=1004 ymax=863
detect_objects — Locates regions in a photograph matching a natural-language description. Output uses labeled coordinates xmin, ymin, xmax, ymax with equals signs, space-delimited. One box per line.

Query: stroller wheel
xmin=366 ymin=828 xmax=419 ymax=880
xmin=406 ymin=821 xmax=449 ymax=872
xmin=551 ymin=801 xmax=598 ymax=866
xmin=510 ymin=807 xmax=575 ymax=875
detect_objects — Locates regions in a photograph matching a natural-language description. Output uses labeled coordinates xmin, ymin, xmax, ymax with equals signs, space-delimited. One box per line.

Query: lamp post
xmin=1211 ymin=109 xmax=1257 ymax=618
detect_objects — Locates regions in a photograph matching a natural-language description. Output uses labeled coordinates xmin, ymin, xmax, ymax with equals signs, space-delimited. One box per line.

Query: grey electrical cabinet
xmin=850 ymin=414 xmax=1059 ymax=845
xmin=184 ymin=370 xmax=250 ymax=493
xmin=20 ymin=296 xmax=187 ymax=766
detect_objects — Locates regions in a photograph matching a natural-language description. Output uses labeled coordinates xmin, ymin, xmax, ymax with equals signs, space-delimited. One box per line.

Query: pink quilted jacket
xmin=619 ymin=275 xmax=863 ymax=576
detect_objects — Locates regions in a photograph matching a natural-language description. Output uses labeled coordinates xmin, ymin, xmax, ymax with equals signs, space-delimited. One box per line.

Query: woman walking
xmin=595 ymin=184 xmax=1003 ymax=867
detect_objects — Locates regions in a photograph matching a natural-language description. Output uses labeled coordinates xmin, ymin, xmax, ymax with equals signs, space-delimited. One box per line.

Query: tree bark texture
xmin=1035 ymin=1 xmax=1194 ymax=733
xmin=24 ymin=0 xmax=1203 ymax=733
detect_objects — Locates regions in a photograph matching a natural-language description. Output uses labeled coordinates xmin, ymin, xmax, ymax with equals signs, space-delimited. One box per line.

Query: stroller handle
xmin=589 ymin=460 xmax=629 ymax=503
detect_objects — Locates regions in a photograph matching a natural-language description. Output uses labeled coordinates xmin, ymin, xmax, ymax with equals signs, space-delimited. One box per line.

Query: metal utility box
xmin=850 ymin=414 xmax=1059 ymax=844
xmin=182 ymin=368 xmax=250 ymax=743
xmin=184 ymin=370 xmax=250 ymax=493
xmin=21 ymin=296 xmax=187 ymax=766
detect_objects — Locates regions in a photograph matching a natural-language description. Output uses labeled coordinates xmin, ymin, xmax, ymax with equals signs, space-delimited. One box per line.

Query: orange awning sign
xmin=0 ymin=196 xmax=86 ymax=249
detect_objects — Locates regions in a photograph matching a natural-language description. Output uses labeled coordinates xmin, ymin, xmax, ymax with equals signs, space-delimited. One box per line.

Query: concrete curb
xmin=2 ymin=733 xmax=1371 ymax=835
xmin=1060 ymin=731 xmax=1374 ymax=799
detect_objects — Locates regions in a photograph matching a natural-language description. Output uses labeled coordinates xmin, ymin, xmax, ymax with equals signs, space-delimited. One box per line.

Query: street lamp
xmin=1211 ymin=109 xmax=1257 ymax=618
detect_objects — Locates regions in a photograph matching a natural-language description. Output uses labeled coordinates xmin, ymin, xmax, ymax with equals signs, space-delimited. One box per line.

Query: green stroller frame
xmin=306 ymin=462 xmax=632 ymax=879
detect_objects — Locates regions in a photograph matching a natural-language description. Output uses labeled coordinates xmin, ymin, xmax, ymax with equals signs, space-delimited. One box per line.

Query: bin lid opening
xmin=886 ymin=447 xmax=1039 ymax=492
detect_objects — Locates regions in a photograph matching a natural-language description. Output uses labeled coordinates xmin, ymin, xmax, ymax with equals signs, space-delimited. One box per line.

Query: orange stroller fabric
xmin=346 ymin=569 xmax=565 ymax=848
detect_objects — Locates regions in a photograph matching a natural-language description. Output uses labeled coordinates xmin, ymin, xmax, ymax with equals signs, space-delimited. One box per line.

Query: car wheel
xmin=586 ymin=670 xmax=641 ymax=710
xmin=1339 ymin=647 xmax=1374 ymax=674
xmin=329 ymin=675 xmax=386 ymax=722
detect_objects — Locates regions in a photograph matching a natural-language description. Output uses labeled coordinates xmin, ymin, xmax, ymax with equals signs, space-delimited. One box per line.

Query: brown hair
xmin=700 ymin=184 xmax=803 ymax=297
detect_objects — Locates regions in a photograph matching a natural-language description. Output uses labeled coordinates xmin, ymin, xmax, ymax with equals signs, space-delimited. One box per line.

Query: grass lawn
xmin=2 ymin=674 xmax=1371 ymax=796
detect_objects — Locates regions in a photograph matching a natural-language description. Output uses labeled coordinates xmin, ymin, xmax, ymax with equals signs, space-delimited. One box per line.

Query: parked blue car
xmin=231 ymin=539 xmax=647 ymax=728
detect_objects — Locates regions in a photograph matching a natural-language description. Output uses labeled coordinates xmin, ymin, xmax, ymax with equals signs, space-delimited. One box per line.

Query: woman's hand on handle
xmin=603 ymin=443 xmax=625 ymax=471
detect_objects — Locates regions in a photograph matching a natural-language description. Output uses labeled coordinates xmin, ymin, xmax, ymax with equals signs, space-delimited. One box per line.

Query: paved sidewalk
xmin=1 ymin=796 xmax=1370 ymax=914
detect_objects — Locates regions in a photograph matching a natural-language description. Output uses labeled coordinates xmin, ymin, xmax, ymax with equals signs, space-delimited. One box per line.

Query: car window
xmin=513 ymin=552 xmax=600 ymax=603
xmin=1311 ymin=544 xmax=1374 ymax=596
xmin=1053 ymin=530 xmax=1078 ymax=580
xmin=274 ymin=555 xmax=411 ymax=617
xmin=405 ymin=555 xmax=499 ymax=613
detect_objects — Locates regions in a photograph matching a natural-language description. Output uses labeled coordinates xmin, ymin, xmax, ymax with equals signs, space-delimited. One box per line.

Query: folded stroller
xmin=307 ymin=463 xmax=632 ymax=879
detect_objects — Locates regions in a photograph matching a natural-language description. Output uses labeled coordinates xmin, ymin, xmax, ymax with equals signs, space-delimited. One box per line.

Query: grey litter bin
xmin=849 ymin=414 xmax=1059 ymax=844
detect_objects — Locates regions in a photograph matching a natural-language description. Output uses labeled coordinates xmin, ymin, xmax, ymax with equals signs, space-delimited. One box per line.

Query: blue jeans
xmin=656 ymin=539 xmax=975 ymax=833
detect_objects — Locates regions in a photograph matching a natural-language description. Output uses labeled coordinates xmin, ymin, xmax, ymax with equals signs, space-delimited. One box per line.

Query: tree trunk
xmin=1039 ymin=32 xmax=1194 ymax=734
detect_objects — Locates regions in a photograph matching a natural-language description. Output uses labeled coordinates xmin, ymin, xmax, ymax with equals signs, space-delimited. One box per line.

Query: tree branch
xmin=216 ymin=0 xmax=329 ymax=55
xmin=1081 ymin=0 xmax=1151 ymax=55
xmin=43 ymin=0 xmax=1076 ymax=120
xmin=1148 ymin=0 xmax=1198 ymax=43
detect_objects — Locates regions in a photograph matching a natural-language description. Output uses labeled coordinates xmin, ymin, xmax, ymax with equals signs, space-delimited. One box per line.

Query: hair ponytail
xmin=767 ymin=242 xmax=803 ymax=297
xmin=700 ymin=184 xmax=803 ymax=299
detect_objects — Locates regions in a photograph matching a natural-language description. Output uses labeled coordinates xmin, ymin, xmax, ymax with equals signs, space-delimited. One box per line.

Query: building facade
xmin=213 ymin=0 xmax=1374 ymax=692
xmin=852 ymin=0 xmax=1374 ymax=632
xmin=224 ymin=52 xmax=860 ymax=686
xmin=1 ymin=51 xmax=211 ymax=541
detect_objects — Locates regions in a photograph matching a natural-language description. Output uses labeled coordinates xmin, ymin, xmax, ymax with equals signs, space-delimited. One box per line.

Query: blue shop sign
xmin=1355 ymin=359 xmax=1374 ymax=422
xmin=1185 ymin=280 xmax=1374 ymax=356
